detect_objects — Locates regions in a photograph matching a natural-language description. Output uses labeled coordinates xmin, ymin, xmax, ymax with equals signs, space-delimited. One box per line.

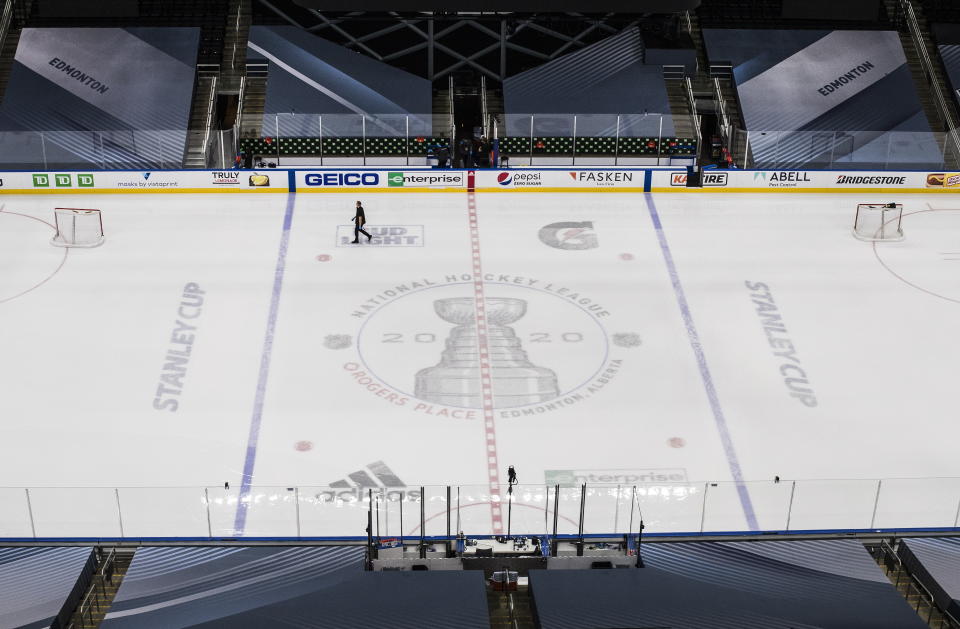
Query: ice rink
xmin=2 ymin=188 xmax=959 ymax=536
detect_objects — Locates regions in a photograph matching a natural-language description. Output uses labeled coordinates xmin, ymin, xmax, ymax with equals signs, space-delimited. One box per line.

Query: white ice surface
xmin=2 ymin=191 xmax=959 ymax=537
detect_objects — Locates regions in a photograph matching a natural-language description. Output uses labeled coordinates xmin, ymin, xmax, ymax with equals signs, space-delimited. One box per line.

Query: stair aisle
xmin=66 ymin=548 xmax=135 ymax=629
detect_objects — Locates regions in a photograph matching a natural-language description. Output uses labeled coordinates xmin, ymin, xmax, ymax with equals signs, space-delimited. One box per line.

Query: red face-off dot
xmin=668 ymin=437 xmax=685 ymax=448
xmin=294 ymin=440 xmax=313 ymax=451
xmin=620 ymin=253 xmax=634 ymax=261
xmin=316 ymin=254 xmax=331 ymax=262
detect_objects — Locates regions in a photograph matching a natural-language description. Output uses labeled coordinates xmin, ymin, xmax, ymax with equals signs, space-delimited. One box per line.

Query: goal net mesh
xmin=853 ymin=204 xmax=903 ymax=242
xmin=51 ymin=208 xmax=104 ymax=248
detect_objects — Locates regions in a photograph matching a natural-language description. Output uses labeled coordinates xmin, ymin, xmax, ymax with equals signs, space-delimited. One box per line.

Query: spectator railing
xmin=497 ymin=113 xmax=697 ymax=165
xmin=244 ymin=112 xmax=442 ymax=166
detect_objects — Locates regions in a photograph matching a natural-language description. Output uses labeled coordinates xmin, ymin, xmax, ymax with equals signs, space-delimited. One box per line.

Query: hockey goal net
xmin=853 ymin=203 xmax=903 ymax=242
xmin=51 ymin=208 xmax=104 ymax=248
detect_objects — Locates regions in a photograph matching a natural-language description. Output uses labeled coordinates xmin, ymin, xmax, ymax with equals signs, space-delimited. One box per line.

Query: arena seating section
xmin=530 ymin=540 xmax=929 ymax=629
xmin=0 ymin=547 xmax=96 ymax=629
xmin=22 ymin=0 xmax=227 ymax=64
xmin=100 ymin=546 xmax=489 ymax=628
xmin=898 ymin=537 xmax=960 ymax=621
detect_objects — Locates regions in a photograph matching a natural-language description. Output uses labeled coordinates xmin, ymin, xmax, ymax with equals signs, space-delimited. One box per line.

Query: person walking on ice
xmin=351 ymin=200 xmax=372 ymax=243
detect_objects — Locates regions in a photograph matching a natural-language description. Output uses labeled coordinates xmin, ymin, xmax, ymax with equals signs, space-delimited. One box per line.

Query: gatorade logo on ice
xmin=538 ymin=221 xmax=598 ymax=250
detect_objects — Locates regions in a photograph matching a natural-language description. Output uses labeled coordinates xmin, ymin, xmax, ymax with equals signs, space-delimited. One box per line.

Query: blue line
xmin=642 ymin=193 xmax=758 ymax=530
xmin=234 ymin=191 xmax=298 ymax=534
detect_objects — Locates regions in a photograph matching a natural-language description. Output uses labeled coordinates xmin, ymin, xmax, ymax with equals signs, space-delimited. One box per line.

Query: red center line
xmin=465 ymin=171 xmax=503 ymax=534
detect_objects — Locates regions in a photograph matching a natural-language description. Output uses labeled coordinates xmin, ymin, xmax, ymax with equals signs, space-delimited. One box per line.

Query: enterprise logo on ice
xmin=304 ymin=172 xmax=380 ymax=186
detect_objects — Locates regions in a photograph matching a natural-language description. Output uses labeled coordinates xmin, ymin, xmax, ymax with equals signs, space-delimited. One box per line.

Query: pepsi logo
xmin=497 ymin=172 xmax=513 ymax=186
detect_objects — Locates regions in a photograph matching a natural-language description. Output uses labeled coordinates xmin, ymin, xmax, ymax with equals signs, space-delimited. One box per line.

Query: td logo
xmin=32 ymin=173 xmax=94 ymax=188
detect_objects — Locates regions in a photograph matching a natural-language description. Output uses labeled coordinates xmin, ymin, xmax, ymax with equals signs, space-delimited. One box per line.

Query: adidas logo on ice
xmin=317 ymin=461 xmax=418 ymax=501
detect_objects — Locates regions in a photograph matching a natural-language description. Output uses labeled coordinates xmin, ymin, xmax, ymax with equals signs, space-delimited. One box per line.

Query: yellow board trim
xmin=0 ymin=187 xmax=286 ymax=194
xmin=473 ymin=187 xmax=647 ymax=193
xmin=650 ymin=187 xmax=956 ymax=193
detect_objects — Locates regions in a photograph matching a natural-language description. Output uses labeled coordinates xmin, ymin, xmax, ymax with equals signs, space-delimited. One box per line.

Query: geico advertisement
xmin=298 ymin=171 xmax=465 ymax=190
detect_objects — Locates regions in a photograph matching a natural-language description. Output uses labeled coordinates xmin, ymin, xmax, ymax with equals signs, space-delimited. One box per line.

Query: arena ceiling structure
xmin=255 ymin=0 xmax=700 ymax=81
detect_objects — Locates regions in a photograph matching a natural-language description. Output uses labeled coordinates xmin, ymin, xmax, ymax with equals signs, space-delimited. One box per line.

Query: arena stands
xmin=0 ymin=547 xmax=95 ymax=629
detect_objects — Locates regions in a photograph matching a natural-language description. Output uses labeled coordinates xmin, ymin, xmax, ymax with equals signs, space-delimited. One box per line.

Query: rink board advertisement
xmin=0 ymin=168 xmax=957 ymax=194
xmin=648 ymin=169 xmax=959 ymax=192
xmin=0 ymin=170 xmax=288 ymax=193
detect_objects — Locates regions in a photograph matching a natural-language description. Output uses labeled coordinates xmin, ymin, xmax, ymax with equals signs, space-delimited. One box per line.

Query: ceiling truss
xmin=255 ymin=1 xmax=640 ymax=82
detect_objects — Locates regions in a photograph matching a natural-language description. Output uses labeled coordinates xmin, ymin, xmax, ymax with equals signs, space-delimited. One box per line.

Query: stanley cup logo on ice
xmin=415 ymin=297 xmax=559 ymax=407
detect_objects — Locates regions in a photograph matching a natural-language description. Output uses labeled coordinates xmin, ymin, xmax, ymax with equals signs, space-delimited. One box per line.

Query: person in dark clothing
xmin=458 ymin=138 xmax=473 ymax=168
xmin=436 ymin=144 xmax=450 ymax=168
xmin=478 ymin=137 xmax=491 ymax=168
xmin=351 ymin=200 xmax=372 ymax=243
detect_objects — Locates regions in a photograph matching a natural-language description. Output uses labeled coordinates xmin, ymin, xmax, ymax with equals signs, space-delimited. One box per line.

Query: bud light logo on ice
xmin=305 ymin=172 xmax=381 ymax=187
xmin=337 ymin=225 xmax=424 ymax=247
xmin=497 ymin=171 xmax=541 ymax=187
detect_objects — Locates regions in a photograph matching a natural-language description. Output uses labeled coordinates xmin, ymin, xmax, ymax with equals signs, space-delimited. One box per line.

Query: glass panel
xmin=573 ymin=114 xmax=621 ymax=138
xmin=633 ymin=483 xmax=703 ymax=534
xmin=206 ymin=486 xmax=242 ymax=536
xmin=786 ymin=480 xmax=879 ymax=531
xmin=298 ymin=485 xmax=370 ymax=538
xmin=421 ymin=485 xmax=448 ymax=538
xmin=0 ymin=488 xmax=33 ymax=537
xmin=239 ymin=486 xmax=299 ymax=537
xmin=531 ymin=114 xmax=574 ymax=137
xmin=0 ymin=132 xmax=47 ymax=168
xmin=276 ymin=113 xmax=322 ymax=138
xmin=701 ymin=481 xmax=794 ymax=533
xmin=29 ymin=488 xmax=121 ymax=538
xmin=322 ymin=114 xmax=364 ymax=138
xmin=118 ymin=487 xmax=208 ymax=538
xmin=454 ymin=485 xmax=494 ymax=537
xmin=618 ymin=113 xmax=666 ymax=138
xmin=504 ymin=113 xmax=534 ymax=139
xmin=581 ymin=484 xmax=629 ymax=535
xmin=555 ymin=486 xmax=583 ymax=536
xmin=874 ymin=478 xmax=960 ymax=529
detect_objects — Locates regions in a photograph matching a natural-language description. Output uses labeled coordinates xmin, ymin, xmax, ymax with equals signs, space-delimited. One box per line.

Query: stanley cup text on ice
xmin=415 ymin=297 xmax=560 ymax=407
